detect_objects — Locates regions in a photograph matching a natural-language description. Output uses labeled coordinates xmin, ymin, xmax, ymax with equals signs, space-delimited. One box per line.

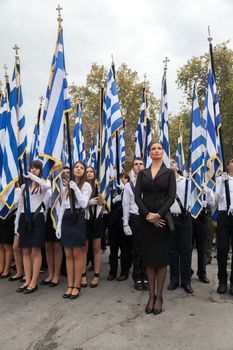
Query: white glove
xmin=56 ymin=227 xmax=61 ymax=239
xmin=69 ymin=180 xmax=77 ymax=191
xmin=123 ymin=225 xmax=132 ymax=236
xmin=117 ymin=182 xmax=124 ymax=191
xmin=202 ymin=183 xmax=207 ymax=195
xmin=89 ymin=197 xmax=98 ymax=206
xmin=228 ymin=205 xmax=233 ymax=216
xmin=202 ymin=200 xmax=207 ymax=208
xmin=221 ymin=172 xmax=228 ymax=181
xmin=112 ymin=194 xmax=122 ymax=204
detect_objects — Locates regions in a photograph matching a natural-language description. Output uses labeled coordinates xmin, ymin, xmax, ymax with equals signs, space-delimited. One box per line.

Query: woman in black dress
xmin=135 ymin=142 xmax=176 ymax=314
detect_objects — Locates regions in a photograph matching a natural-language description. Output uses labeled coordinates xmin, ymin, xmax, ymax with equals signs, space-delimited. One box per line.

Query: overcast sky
xmin=1 ymin=0 xmax=233 ymax=142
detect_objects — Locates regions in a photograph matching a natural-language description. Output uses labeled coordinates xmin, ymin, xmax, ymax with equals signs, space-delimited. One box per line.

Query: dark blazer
xmin=135 ymin=164 xmax=176 ymax=218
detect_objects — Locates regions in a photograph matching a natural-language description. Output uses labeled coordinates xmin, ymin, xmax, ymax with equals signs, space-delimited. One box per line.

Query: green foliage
xmin=176 ymin=41 xmax=233 ymax=160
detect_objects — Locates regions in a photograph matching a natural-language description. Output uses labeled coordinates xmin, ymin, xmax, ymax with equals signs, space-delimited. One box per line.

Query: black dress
xmin=0 ymin=214 xmax=16 ymax=245
xmin=135 ymin=164 xmax=176 ymax=267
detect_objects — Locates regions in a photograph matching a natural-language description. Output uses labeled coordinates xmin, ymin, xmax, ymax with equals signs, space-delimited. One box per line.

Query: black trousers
xmin=192 ymin=213 xmax=208 ymax=278
xmin=168 ymin=214 xmax=193 ymax=284
xmin=108 ymin=222 xmax=132 ymax=276
xmin=129 ymin=213 xmax=146 ymax=282
xmin=216 ymin=212 xmax=233 ymax=284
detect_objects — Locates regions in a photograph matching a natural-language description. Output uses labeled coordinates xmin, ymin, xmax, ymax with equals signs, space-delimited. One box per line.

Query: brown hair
xmin=86 ymin=166 xmax=97 ymax=198
xmin=227 ymin=156 xmax=233 ymax=166
xmin=67 ymin=161 xmax=87 ymax=198
xmin=23 ymin=160 xmax=43 ymax=195
xmin=149 ymin=141 xmax=163 ymax=151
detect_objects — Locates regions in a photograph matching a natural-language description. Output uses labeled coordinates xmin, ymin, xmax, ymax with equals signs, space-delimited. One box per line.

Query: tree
xmin=69 ymin=63 xmax=160 ymax=166
xmin=176 ymin=41 xmax=233 ymax=160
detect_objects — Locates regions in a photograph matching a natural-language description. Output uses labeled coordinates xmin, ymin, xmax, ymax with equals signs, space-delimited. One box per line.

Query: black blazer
xmin=135 ymin=164 xmax=176 ymax=218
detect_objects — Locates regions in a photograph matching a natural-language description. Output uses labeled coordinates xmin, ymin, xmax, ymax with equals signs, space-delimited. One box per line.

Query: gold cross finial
xmin=39 ymin=96 xmax=44 ymax=106
xmin=163 ymin=57 xmax=170 ymax=71
xmin=13 ymin=44 xmax=20 ymax=57
xmin=56 ymin=4 xmax=63 ymax=25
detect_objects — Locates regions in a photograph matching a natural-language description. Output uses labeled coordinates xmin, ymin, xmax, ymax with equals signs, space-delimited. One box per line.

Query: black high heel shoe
xmin=81 ymin=272 xmax=87 ymax=288
xmin=145 ymin=295 xmax=156 ymax=314
xmin=90 ymin=272 xmax=99 ymax=288
xmin=153 ymin=297 xmax=163 ymax=315
xmin=70 ymin=287 xmax=80 ymax=300
xmin=63 ymin=287 xmax=73 ymax=299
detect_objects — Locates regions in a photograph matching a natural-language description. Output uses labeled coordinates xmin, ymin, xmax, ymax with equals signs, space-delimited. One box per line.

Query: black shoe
xmin=229 ymin=285 xmax=233 ymax=296
xmin=80 ymin=272 xmax=87 ymax=288
xmin=181 ymin=283 xmax=193 ymax=294
xmin=117 ymin=274 xmax=128 ymax=282
xmin=143 ymin=279 xmax=149 ymax=290
xmin=90 ymin=273 xmax=100 ymax=288
xmin=24 ymin=285 xmax=38 ymax=294
xmin=70 ymin=287 xmax=80 ymax=300
xmin=0 ymin=272 xmax=11 ymax=279
xmin=167 ymin=282 xmax=179 ymax=291
xmin=198 ymin=276 xmax=210 ymax=284
xmin=107 ymin=274 xmax=116 ymax=281
xmin=16 ymin=285 xmax=28 ymax=293
xmin=8 ymin=275 xmax=24 ymax=282
xmin=217 ymin=283 xmax=227 ymax=294
xmin=49 ymin=280 xmax=60 ymax=287
xmin=63 ymin=287 xmax=73 ymax=299
xmin=153 ymin=308 xmax=163 ymax=316
xmin=145 ymin=295 xmax=156 ymax=314
xmin=135 ymin=280 xmax=144 ymax=291
xmin=40 ymin=279 xmax=52 ymax=285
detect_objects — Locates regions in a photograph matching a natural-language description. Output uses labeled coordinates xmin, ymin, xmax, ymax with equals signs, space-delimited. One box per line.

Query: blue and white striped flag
xmin=118 ymin=127 xmax=126 ymax=172
xmin=73 ymin=102 xmax=86 ymax=163
xmin=159 ymin=70 xmax=170 ymax=168
xmin=190 ymin=85 xmax=204 ymax=218
xmin=134 ymin=89 xmax=152 ymax=168
xmin=175 ymin=124 xmax=186 ymax=173
xmin=9 ymin=64 xmax=27 ymax=159
xmin=29 ymin=120 xmax=40 ymax=166
xmin=87 ymin=134 xmax=98 ymax=171
xmin=99 ymin=104 xmax=111 ymax=211
xmin=39 ymin=26 xmax=72 ymax=179
xmin=0 ymin=93 xmax=19 ymax=218
xmin=204 ymin=61 xmax=222 ymax=192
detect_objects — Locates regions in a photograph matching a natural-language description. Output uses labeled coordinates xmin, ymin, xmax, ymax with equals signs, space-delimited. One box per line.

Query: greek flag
xmin=190 ymin=85 xmax=204 ymax=219
xmin=99 ymin=104 xmax=111 ymax=211
xmin=175 ymin=124 xmax=186 ymax=173
xmin=204 ymin=61 xmax=222 ymax=191
xmin=0 ymin=93 xmax=19 ymax=218
xmin=29 ymin=120 xmax=40 ymax=166
xmin=87 ymin=134 xmax=98 ymax=170
xmin=159 ymin=70 xmax=170 ymax=167
xmin=39 ymin=26 xmax=72 ymax=179
xmin=118 ymin=127 xmax=126 ymax=172
xmin=9 ymin=64 xmax=27 ymax=159
xmin=73 ymin=102 xmax=86 ymax=163
xmin=134 ymin=89 xmax=152 ymax=167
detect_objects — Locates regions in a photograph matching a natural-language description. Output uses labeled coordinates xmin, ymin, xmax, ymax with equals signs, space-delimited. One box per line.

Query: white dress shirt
xmin=215 ymin=175 xmax=233 ymax=211
xmin=170 ymin=175 xmax=191 ymax=214
xmin=122 ymin=179 xmax=139 ymax=226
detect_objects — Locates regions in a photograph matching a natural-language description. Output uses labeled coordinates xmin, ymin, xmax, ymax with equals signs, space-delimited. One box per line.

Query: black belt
xmin=171 ymin=213 xmax=190 ymax=218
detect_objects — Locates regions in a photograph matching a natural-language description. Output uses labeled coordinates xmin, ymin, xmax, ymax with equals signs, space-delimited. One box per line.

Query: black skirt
xmin=45 ymin=209 xmax=60 ymax=243
xmin=139 ymin=217 xmax=170 ymax=268
xmin=0 ymin=215 xmax=15 ymax=245
xmin=86 ymin=217 xmax=104 ymax=240
xmin=18 ymin=213 xmax=45 ymax=248
xmin=61 ymin=209 xmax=86 ymax=247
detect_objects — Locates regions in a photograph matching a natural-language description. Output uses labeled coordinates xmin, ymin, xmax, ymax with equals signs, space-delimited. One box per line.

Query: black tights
xmin=146 ymin=266 xmax=167 ymax=309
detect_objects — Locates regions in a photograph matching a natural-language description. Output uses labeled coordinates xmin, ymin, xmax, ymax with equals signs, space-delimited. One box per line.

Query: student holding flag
xmin=215 ymin=156 xmax=233 ymax=295
xmin=56 ymin=161 xmax=92 ymax=299
xmin=14 ymin=160 xmax=51 ymax=294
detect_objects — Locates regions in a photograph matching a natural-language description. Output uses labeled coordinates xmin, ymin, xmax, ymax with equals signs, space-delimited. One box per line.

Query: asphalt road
xmin=0 ymin=250 xmax=233 ymax=350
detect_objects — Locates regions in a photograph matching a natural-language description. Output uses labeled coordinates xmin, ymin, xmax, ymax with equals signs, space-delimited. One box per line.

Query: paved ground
xmin=0 ymin=250 xmax=233 ymax=350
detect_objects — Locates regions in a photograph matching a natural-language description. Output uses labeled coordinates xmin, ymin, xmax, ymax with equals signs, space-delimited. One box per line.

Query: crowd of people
xmin=0 ymin=141 xmax=233 ymax=315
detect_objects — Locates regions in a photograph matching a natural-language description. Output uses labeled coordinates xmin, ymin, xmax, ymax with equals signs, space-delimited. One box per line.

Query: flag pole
xmin=142 ymin=75 xmax=147 ymax=163
xmin=111 ymin=55 xmax=120 ymax=186
xmin=97 ymin=76 xmax=105 ymax=185
xmin=13 ymin=46 xmax=32 ymax=227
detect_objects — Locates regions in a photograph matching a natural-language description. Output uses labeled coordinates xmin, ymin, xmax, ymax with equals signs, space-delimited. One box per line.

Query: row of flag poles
xmin=0 ymin=8 xmax=226 ymax=224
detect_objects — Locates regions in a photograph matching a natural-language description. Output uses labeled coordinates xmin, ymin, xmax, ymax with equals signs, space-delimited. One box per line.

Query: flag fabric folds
xmin=159 ymin=70 xmax=170 ymax=168
xmin=175 ymin=124 xmax=186 ymax=173
xmin=72 ymin=103 xmax=86 ymax=163
xmin=190 ymin=85 xmax=204 ymax=219
xmin=39 ymin=26 xmax=72 ymax=180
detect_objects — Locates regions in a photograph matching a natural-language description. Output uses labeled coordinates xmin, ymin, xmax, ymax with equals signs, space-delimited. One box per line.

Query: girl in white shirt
xmin=56 ymin=161 xmax=92 ymax=299
xmin=14 ymin=160 xmax=51 ymax=294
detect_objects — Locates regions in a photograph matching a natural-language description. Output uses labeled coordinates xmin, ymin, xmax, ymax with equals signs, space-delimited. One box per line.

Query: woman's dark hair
xmin=72 ymin=160 xmax=87 ymax=190
xmin=149 ymin=141 xmax=163 ymax=151
xmin=226 ymin=156 xmax=233 ymax=166
xmin=119 ymin=172 xmax=130 ymax=182
xmin=28 ymin=159 xmax=43 ymax=194
xmin=86 ymin=166 xmax=97 ymax=198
